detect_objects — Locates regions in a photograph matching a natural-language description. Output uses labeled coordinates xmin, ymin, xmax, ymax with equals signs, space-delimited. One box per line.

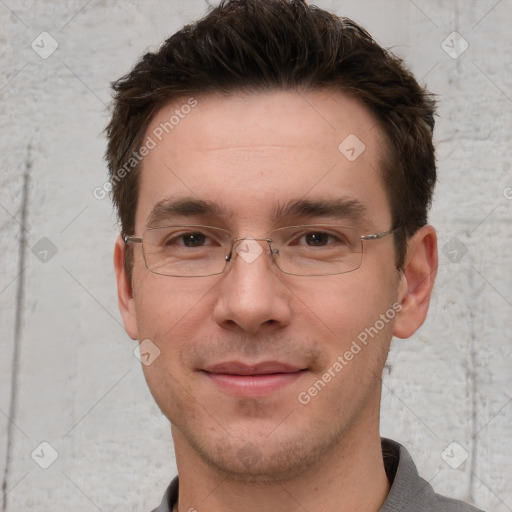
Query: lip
xmin=204 ymin=361 xmax=303 ymax=375
xmin=202 ymin=361 xmax=307 ymax=397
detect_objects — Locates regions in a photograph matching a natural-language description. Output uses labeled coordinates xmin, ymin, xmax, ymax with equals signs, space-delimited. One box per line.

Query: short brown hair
xmin=104 ymin=0 xmax=436 ymax=274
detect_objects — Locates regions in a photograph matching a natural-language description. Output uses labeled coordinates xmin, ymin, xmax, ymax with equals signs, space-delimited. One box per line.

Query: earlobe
xmin=393 ymin=225 xmax=438 ymax=339
xmin=114 ymin=234 xmax=139 ymax=340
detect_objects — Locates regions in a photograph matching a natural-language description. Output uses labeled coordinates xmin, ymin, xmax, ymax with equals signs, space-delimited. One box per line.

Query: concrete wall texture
xmin=0 ymin=0 xmax=510 ymax=510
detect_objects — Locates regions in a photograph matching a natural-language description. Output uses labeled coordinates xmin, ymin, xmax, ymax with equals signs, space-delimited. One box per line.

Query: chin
xmin=177 ymin=418 xmax=345 ymax=483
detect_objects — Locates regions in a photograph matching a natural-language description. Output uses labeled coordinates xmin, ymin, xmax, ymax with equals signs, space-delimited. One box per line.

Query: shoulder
xmin=431 ymin=493 xmax=485 ymax=512
xmin=380 ymin=438 xmax=486 ymax=512
xmin=149 ymin=475 xmax=178 ymax=512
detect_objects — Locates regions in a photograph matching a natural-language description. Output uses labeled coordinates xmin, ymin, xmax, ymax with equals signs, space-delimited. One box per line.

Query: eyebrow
xmin=145 ymin=196 xmax=369 ymax=228
xmin=272 ymin=197 xmax=368 ymax=224
xmin=146 ymin=198 xmax=226 ymax=228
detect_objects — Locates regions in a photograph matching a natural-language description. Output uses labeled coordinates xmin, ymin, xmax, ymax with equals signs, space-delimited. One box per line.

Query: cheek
xmin=297 ymin=279 xmax=396 ymax=403
xmin=133 ymin=277 xmax=214 ymax=424
xmin=132 ymin=274 xmax=219 ymax=368
xmin=132 ymin=272 xmax=212 ymax=331
xmin=293 ymin=272 xmax=397 ymax=345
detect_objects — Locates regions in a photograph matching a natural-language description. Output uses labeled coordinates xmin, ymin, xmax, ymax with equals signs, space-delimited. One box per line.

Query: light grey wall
xmin=0 ymin=1 xmax=510 ymax=511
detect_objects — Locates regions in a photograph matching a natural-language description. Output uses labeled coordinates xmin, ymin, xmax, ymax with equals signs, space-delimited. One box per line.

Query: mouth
xmin=201 ymin=361 xmax=308 ymax=397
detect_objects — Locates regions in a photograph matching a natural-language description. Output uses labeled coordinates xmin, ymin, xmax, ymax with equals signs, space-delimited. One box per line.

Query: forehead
xmin=135 ymin=89 xmax=391 ymax=232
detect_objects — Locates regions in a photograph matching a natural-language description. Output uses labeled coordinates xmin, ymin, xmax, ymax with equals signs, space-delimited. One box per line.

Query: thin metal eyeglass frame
xmin=123 ymin=224 xmax=400 ymax=277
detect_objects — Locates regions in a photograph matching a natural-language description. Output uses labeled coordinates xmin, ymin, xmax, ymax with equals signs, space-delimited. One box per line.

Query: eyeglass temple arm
xmin=124 ymin=235 xmax=143 ymax=244
xmin=360 ymin=228 xmax=399 ymax=241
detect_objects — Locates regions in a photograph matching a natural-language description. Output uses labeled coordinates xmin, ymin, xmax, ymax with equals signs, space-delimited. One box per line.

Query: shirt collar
xmin=152 ymin=438 xmax=418 ymax=512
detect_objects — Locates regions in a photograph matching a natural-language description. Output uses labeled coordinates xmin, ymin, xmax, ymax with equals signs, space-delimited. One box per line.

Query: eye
xmin=302 ymin=231 xmax=331 ymax=246
xmin=295 ymin=230 xmax=346 ymax=247
xmin=178 ymin=232 xmax=208 ymax=247
xmin=162 ymin=231 xmax=212 ymax=248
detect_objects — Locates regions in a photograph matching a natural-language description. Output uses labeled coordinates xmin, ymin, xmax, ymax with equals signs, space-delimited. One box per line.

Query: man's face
xmin=118 ymin=89 xmax=405 ymax=480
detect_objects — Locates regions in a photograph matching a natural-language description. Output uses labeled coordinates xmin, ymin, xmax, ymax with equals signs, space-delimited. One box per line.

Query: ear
xmin=393 ymin=225 xmax=438 ymax=339
xmin=114 ymin=234 xmax=138 ymax=340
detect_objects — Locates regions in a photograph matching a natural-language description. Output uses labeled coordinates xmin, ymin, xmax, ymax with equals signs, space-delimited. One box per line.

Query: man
xmin=105 ymin=1 xmax=484 ymax=511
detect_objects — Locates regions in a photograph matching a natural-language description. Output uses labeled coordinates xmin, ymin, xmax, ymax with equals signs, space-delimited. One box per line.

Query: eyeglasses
xmin=124 ymin=224 xmax=398 ymax=277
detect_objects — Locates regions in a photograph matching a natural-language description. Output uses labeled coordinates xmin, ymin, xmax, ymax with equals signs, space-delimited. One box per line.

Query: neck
xmin=171 ymin=416 xmax=390 ymax=512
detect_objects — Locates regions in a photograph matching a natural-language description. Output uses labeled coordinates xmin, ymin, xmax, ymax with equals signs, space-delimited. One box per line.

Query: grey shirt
xmin=151 ymin=438 xmax=484 ymax=512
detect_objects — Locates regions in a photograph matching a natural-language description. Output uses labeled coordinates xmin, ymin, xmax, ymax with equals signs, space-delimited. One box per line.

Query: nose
xmin=212 ymin=238 xmax=292 ymax=334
